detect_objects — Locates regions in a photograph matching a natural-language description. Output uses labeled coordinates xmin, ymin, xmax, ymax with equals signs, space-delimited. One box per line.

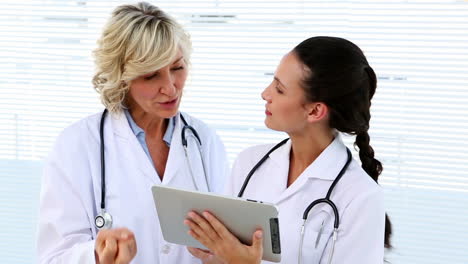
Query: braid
xmin=355 ymin=131 xmax=392 ymax=249
xmin=354 ymin=131 xmax=382 ymax=182
xmin=384 ymin=214 xmax=392 ymax=249
xmin=293 ymin=36 xmax=393 ymax=250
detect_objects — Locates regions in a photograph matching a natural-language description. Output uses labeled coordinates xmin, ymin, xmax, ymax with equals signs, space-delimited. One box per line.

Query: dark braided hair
xmin=293 ymin=36 xmax=392 ymax=249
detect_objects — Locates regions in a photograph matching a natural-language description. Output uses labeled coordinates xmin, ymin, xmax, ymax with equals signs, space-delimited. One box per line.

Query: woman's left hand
xmin=187 ymin=247 xmax=226 ymax=264
xmin=184 ymin=211 xmax=263 ymax=264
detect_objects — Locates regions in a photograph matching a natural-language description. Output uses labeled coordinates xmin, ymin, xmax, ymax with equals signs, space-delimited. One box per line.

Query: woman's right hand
xmin=95 ymin=228 xmax=137 ymax=264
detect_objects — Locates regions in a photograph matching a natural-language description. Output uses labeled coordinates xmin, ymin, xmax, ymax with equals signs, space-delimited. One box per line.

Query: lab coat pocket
xmin=300 ymin=209 xmax=333 ymax=263
xmin=301 ymin=228 xmax=332 ymax=263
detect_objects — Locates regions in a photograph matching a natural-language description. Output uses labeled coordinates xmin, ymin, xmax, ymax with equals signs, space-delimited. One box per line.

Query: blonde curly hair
xmin=92 ymin=2 xmax=192 ymax=113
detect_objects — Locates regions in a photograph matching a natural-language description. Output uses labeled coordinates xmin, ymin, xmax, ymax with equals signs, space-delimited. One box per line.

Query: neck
xmin=287 ymin=127 xmax=335 ymax=186
xmin=129 ymin=108 xmax=168 ymax=138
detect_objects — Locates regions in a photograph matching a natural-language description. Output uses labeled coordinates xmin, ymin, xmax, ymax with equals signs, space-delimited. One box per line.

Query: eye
xmin=275 ymin=84 xmax=284 ymax=94
xmin=144 ymin=72 xmax=159 ymax=80
xmin=171 ymin=66 xmax=184 ymax=71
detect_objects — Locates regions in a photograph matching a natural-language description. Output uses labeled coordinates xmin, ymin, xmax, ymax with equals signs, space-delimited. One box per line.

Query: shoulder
xmin=232 ymin=143 xmax=278 ymax=171
xmin=237 ymin=143 xmax=277 ymax=160
xmin=52 ymin=112 xmax=103 ymax=152
xmin=339 ymin=159 xmax=384 ymax=208
xmin=44 ymin=112 xmax=105 ymax=185
xmin=178 ymin=112 xmax=222 ymax=147
xmin=58 ymin=112 xmax=102 ymax=139
xmin=179 ymin=112 xmax=214 ymax=135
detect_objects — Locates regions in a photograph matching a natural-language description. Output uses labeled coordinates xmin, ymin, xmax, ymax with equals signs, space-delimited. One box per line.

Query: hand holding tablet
xmin=151 ymin=185 xmax=281 ymax=262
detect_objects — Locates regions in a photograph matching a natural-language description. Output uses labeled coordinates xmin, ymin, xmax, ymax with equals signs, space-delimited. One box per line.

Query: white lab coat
xmin=226 ymin=136 xmax=385 ymax=264
xmin=37 ymin=111 xmax=229 ymax=264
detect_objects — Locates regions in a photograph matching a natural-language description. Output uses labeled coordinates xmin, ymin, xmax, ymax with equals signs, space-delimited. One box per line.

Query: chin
xmin=264 ymin=118 xmax=286 ymax=132
xmin=161 ymin=109 xmax=179 ymax=118
xmin=145 ymin=108 xmax=178 ymax=119
xmin=264 ymin=118 xmax=276 ymax=130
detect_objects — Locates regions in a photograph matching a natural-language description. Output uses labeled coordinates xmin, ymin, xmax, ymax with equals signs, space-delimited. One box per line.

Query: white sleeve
xmin=36 ymin=130 xmax=96 ymax=264
xmin=223 ymin=145 xmax=268 ymax=197
xmin=223 ymin=153 xmax=243 ymax=196
xmin=204 ymin=131 xmax=230 ymax=194
xmin=321 ymin=188 xmax=385 ymax=264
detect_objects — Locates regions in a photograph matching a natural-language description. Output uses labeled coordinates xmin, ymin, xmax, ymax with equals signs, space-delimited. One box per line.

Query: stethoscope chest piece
xmin=95 ymin=210 xmax=113 ymax=230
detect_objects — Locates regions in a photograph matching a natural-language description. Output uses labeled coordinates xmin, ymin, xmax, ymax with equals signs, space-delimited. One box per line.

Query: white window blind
xmin=0 ymin=1 xmax=467 ymax=263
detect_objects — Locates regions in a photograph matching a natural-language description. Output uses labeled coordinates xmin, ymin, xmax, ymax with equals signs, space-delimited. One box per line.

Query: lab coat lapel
xmin=265 ymin=140 xmax=296 ymax=205
xmin=111 ymin=111 xmax=160 ymax=185
xmin=160 ymin=114 xmax=183 ymax=186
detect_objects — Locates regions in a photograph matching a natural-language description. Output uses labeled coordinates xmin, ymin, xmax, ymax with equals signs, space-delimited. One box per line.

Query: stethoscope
xmin=237 ymin=138 xmax=352 ymax=264
xmin=94 ymin=109 xmax=209 ymax=230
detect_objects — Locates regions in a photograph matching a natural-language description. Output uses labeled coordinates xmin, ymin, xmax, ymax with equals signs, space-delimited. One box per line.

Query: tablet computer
xmin=151 ymin=185 xmax=281 ymax=262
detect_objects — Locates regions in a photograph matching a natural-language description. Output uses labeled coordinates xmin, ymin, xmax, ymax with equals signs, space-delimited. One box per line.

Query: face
xmin=261 ymin=52 xmax=311 ymax=133
xmin=127 ymin=50 xmax=188 ymax=119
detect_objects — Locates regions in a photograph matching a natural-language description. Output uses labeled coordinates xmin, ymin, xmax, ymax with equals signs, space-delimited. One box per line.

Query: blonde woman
xmin=37 ymin=2 xmax=229 ymax=263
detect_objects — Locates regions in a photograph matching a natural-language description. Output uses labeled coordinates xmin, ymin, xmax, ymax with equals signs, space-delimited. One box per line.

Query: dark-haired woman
xmin=185 ymin=36 xmax=392 ymax=264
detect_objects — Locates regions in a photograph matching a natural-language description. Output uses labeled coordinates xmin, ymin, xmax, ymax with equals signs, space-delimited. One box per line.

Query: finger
xmin=96 ymin=228 xmax=123 ymax=256
xmin=127 ymin=233 xmax=137 ymax=259
xmin=117 ymin=228 xmax=134 ymax=240
xmin=117 ymin=228 xmax=135 ymax=248
xmin=202 ymin=211 xmax=238 ymax=243
xmin=187 ymin=211 xmax=220 ymax=242
xmin=96 ymin=229 xmax=110 ymax=253
xmin=115 ymin=238 xmax=136 ymax=264
xmin=115 ymin=242 xmax=131 ymax=264
xmin=118 ymin=230 xmax=137 ymax=263
xmin=187 ymin=246 xmax=213 ymax=260
xmin=96 ymin=229 xmax=117 ymax=252
xmin=185 ymin=219 xmax=211 ymax=247
xmin=100 ymin=237 xmax=118 ymax=264
xmin=251 ymin=230 xmax=264 ymax=252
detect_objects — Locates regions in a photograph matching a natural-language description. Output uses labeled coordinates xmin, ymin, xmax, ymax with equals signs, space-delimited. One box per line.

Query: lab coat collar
xmin=111 ymin=111 xmax=185 ymax=185
xmin=107 ymin=111 xmax=193 ymax=187
xmin=270 ymin=134 xmax=349 ymax=205
xmin=161 ymin=113 xmax=184 ymax=186
xmin=110 ymin=110 xmax=133 ymax=140
xmin=302 ymin=135 xmax=349 ymax=181
xmin=110 ymin=111 xmax=160 ymax=184
xmin=268 ymin=138 xmax=292 ymax=168
xmin=268 ymin=134 xmax=349 ymax=181
xmin=109 ymin=111 xmax=185 ymax=185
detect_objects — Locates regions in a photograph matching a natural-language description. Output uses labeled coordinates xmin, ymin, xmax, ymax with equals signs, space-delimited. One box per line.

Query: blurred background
xmin=0 ymin=0 xmax=467 ymax=263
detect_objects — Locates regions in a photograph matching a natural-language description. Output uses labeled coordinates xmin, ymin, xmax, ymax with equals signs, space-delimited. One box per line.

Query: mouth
xmin=161 ymin=98 xmax=178 ymax=104
xmin=158 ymin=97 xmax=179 ymax=108
xmin=265 ymin=109 xmax=272 ymax=116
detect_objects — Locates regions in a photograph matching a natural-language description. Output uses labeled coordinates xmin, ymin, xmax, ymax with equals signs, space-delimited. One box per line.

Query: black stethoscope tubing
xmin=99 ymin=109 xmax=108 ymax=212
xmin=236 ymin=138 xmax=352 ymax=230
xmin=97 ymin=109 xmax=202 ymax=229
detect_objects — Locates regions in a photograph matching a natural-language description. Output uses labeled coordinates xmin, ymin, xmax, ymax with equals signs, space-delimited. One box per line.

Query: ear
xmin=306 ymin=102 xmax=329 ymax=123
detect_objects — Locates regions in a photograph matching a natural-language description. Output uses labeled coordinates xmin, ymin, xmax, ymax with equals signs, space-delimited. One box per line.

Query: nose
xmin=159 ymin=72 xmax=177 ymax=97
xmin=261 ymin=85 xmax=271 ymax=102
